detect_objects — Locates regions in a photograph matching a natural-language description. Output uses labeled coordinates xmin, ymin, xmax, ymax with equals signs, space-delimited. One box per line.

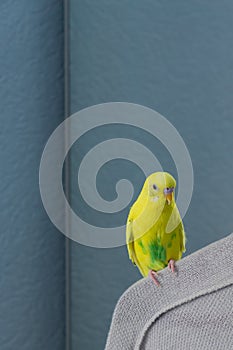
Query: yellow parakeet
xmin=126 ymin=172 xmax=186 ymax=285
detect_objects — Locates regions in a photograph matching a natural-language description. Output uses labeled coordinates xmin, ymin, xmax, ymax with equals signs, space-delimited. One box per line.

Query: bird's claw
xmin=168 ymin=259 xmax=176 ymax=273
xmin=149 ymin=270 xmax=160 ymax=287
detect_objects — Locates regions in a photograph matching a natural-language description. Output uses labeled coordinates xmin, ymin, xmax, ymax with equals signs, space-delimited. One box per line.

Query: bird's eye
xmin=153 ymin=184 xmax=157 ymax=190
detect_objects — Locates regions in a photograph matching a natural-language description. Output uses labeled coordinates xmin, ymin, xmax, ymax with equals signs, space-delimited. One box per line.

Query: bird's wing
xmin=168 ymin=205 xmax=186 ymax=254
xmin=126 ymin=218 xmax=136 ymax=264
xmin=179 ymin=222 xmax=186 ymax=253
xmin=126 ymin=202 xmax=141 ymax=265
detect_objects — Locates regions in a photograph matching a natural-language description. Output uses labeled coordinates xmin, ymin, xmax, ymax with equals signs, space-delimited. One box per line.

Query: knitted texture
xmin=105 ymin=233 xmax=233 ymax=349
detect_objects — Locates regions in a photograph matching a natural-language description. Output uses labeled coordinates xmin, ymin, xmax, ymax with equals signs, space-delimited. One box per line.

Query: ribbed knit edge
xmin=136 ymin=280 xmax=233 ymax=349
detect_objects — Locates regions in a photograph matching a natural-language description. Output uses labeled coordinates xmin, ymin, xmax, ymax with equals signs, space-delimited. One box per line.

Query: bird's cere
xmin=164 ymin=187 xmax=174 ymax=195
xmin=164 ymin=187 xmax=174 ymax=205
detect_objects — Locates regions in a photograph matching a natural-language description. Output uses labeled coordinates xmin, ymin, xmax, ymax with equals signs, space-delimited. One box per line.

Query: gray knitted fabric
xmin=105 ymin=233 xmax=233 ymax=349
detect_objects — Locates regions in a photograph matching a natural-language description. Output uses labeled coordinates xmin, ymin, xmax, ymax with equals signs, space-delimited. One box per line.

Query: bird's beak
xmin=165 ymin=193 xmax=173 ymax=205
xmin=164 ymin=188 xmax=174 ymax=205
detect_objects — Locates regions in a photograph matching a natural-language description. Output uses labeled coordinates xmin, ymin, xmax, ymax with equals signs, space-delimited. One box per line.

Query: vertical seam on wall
xmin=64 ymin=0 xmax=70 ymax=349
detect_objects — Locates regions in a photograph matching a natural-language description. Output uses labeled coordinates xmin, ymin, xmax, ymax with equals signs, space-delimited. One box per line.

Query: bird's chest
xmin=135 ymin=212 xmax=180 ymax=265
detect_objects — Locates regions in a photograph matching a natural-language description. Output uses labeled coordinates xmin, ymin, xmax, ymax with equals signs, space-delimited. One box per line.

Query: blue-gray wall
xmin=69 ymin=1 xmax=233 ymax=349
xmin=0 ymin=1 xmax=65 ymax=350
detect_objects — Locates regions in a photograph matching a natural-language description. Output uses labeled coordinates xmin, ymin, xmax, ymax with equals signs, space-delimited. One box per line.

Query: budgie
xmin=126 ymin=172 xmax=186 ymax=286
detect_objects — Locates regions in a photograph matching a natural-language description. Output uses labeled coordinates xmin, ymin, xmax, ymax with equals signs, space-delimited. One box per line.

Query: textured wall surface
xmin=69 ymin=1 xmax=233 ymax=349
xmin=0 ymin=1 xmax=65 ymax=350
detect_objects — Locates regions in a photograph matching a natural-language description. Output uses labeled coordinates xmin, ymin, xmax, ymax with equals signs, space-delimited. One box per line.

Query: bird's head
xmin=145 ymin=172 xmax=176 ymax=205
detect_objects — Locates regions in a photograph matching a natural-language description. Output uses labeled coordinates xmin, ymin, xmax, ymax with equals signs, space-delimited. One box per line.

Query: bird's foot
xmin=149 ymin=270 xmax=160 ymax=287
xmin=168 ymin=259 xmax=176 ymax=273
